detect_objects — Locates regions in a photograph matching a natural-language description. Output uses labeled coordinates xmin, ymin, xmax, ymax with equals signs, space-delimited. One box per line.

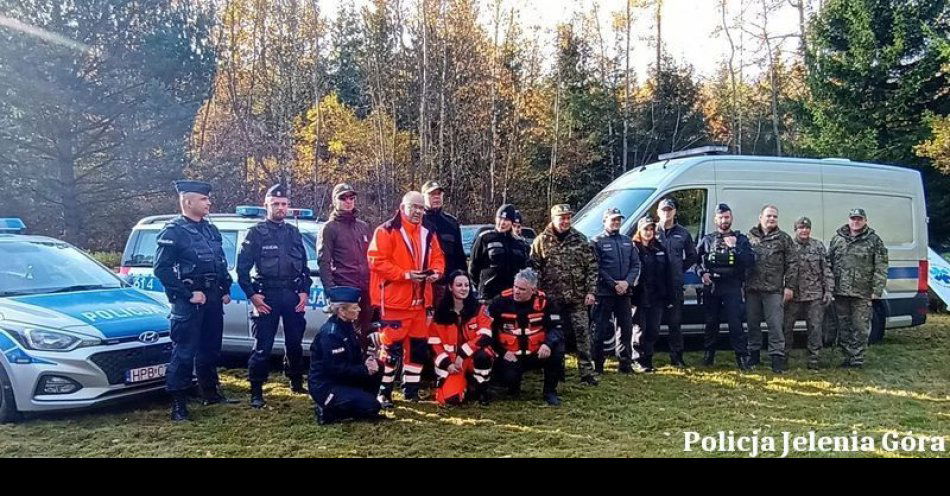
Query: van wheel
xmin=868 ymin=300 xmax=887 ymax=345
xmin=0 ymin=363 xmax=21 ymax=423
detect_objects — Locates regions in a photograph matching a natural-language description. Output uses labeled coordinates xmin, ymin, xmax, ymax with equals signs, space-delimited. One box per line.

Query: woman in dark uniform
xmin=631 ymin=216 xmax=674 ymax=372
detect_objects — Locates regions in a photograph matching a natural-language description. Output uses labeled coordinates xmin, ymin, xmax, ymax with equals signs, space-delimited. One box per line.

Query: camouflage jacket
xmin=789 ymin=237 xmax=834 ymax=302
xmin=530 ymin=224 xmax=598 ymax=303
xmin=828 ymin=225 xmax=888 ymax=299
xmin=745 ymin=225 xmax=798 ymax=293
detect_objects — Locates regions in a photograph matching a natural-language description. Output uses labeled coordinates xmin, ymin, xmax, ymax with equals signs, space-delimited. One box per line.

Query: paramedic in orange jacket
xmin=488 ymin=267 xmax=565 ymax=406
xmin=368 ymin=191 xmax=445 ymax=406
xmin=429 ymin=270 xmax=496 ymax=406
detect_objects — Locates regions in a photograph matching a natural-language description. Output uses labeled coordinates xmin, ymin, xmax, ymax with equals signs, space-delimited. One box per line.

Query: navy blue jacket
xmin=697 ymin=230 xmax=755 ymax=289
xmin=590 ymin=230 xmax=641 ymax=296
xmin=308 ymin=315 xmax=369 ymax=402
xmin=154 ymin=216 xmax=232 ymax=302
xmin=656 ymin=223 xmax=698 ymax=291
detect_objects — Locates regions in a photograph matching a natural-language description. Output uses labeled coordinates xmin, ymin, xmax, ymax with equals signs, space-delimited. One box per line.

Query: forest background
xmin=0 ymin=0 xmax=947 ymax=251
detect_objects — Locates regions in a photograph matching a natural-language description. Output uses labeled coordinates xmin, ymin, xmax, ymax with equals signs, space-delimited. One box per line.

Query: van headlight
xmin=4 ymin=326 xmax=101 ymax=352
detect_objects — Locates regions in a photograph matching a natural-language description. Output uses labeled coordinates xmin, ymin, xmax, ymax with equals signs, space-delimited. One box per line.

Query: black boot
xmin=751 ymin=350 xmax=762 ymax=366
xmin=249 ymin=382 xmax=266 ymax=409
xmin=702 ymin=350 xmax=716 ymax=366
xmin=543 ymin=391 xmax=561 ymax=406
xmin=594 ymin=361 xmax=605 ymax=375
xmin=404 ymin=386 xmax=420 ymax=402
xmin=670 ymin=352 xmax=687 ymax=368
xmin=644 ymin=355 xmax=656 ymax=373
xmin=170 ymin=393 xmax=189 ymax=422
xmin=289 ymin=375 xmax=308 ymax=394
xmin=771 ymin=355 xmax=785 ymax=374
xmin=618 ymin=360 xmax=633 ymax=374
xmin=200 ymin=384 xmax=239 ymax=406
xmin=735 ymin=354 xmax=752 ymax=371
xmin=314 ymin=405 xmax=334 ymax=425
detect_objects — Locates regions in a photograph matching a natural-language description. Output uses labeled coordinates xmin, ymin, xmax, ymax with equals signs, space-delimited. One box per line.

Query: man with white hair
xmin=488 ymin=268 xmax=566 ymax=406
xmin=367 ymin=191 xmax=446 ymax=406
xmin=154 ymin=180 xmax=235 ymax=422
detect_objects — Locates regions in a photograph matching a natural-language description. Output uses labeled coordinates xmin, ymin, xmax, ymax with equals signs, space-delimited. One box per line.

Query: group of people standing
xmin=154 ymin=179 xmax=889 ymax=424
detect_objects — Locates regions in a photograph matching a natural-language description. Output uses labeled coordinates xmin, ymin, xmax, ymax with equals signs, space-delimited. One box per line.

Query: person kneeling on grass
xmin=308 ymin=286 xmax=384 ymax=425
xmin=429 ymin=270 xmax=496 ymax=406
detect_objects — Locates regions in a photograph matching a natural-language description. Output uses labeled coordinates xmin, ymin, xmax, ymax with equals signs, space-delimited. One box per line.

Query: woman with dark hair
xmin=631 ymin=216 xmax=674 ymax=372
xmin=428 ymin=269 xmax=496 ymax=405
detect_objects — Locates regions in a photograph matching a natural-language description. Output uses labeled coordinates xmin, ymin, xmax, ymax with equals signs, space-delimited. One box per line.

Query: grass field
xmin=2 ymin=314 xmax=949 ymax=458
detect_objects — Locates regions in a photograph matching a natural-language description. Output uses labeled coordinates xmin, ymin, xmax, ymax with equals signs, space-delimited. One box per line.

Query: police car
xmin=0 ymin=218 xmax=171 ymax=422
xmin=120 ymin=206 xmax=328 ymax=356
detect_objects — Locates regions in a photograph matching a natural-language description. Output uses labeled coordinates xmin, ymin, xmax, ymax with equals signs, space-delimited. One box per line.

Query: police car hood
xmin=0 ymin=288 xmax=169 ymax=339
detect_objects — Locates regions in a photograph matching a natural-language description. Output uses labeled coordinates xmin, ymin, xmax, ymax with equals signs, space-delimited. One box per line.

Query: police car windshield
xmin=0 ymin=241 xmax=123 ymax=297
xmin=572 ymin=188 xmax=656 ymax=239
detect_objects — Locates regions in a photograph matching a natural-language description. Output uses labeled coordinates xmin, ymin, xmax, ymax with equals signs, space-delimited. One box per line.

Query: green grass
xmin=3 ymin=315 xmax=950 ymax=458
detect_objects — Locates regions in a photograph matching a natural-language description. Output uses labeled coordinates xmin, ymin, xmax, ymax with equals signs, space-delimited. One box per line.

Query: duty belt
xmin=183 ymin=273 xmax=219 ymax=291
xmin=258 ymin=279 xmax=300 ymax=289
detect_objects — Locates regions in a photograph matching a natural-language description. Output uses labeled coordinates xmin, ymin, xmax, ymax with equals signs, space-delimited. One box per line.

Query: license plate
xmin=124 ymin=364 xmax=167 ymax=384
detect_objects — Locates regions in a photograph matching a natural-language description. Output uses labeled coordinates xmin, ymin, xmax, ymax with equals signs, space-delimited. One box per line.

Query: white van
xmin=119 ymin=207 xmax=329 ymax=355
xmin=572 ymin=148 xmax=929 ymax=340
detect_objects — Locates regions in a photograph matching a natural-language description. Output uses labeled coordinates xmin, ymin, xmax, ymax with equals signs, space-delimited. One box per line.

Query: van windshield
xmin=573 ymin=188 xmax=656 ymax=239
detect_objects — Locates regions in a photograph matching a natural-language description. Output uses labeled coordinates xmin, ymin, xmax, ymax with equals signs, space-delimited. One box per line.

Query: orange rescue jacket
xmin=368 ymin=211 xmax=446 ymax=313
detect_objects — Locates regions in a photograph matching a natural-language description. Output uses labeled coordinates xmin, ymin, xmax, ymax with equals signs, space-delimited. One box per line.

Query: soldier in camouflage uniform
xmin=782 ymin=216 xmax=834 ymax=370
xmin=745 ymin=204 xmax=798 ymax=373
xmin=828 ymin=208 xmax=888 ymax=368
xmin=530 ymin=204 xmax=600 ymax=386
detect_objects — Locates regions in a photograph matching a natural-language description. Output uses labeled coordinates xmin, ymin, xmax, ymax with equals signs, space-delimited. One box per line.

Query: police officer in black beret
xmin=155 ymin=180 xmax=237 ymax=422
xmin=236 ymin=184 xmax=313 ymax=408
xmin=697 ymin=203 xmax=756 ymax=370
xmin=309 ymin=286 xmax=383 ymax=425
xmin=469 ymin=204 xmax=530 ymax=302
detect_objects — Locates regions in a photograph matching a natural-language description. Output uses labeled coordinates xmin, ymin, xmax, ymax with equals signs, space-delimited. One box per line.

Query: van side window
xmin=648 ymin=189 xmax=707 ymax=240
xmin=122 ymin=230 xmax=238 ymax=270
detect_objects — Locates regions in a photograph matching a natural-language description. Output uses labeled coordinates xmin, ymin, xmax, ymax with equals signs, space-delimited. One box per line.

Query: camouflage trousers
xmin=834 ymin=296 xmax=872 ymax=365
xmin=782 ymin=299 xmax=827 ymax=363
xmin=560 ymin=301 xmax=595 ymax=380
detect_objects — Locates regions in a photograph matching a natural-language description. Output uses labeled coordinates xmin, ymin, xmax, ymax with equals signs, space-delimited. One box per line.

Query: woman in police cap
xmin=308 ymin=286 xmax=384 ymax=424
xmin=630 ymin=216 xmax=674 ymax=372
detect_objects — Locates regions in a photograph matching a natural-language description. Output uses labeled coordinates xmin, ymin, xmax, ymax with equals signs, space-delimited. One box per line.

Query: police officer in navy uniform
xmin=697 ymin=203 xmax=756 ymax=371
xmin=236 ymin=184 xmax=312 ymax=408
xmin=309 ymin=286 xmax=383 ymax=424
xmin=469 ymin=204 xmax=530 ymax=302
xmin=155 ymin=180 xmax=237 ymax=422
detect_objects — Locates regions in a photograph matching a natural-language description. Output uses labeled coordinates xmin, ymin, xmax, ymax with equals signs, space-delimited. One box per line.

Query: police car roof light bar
xmin=657 ymin=145 xmax=729 ymax=161
xmin=236 ymin=205 xmax=266 ymax=217
xmin=0 ymin=218 xmax=26 ymax=234
xmin=288 ymin=208 xmax=315 ymax=220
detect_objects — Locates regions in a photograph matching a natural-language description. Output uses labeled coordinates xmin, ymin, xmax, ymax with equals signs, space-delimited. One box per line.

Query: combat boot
xmin=735 ymin=354 xmax=752 ymax=371
xmin=580 ymin=374 xmax=599 ymax=386
xmin=702 ymin=350 xmax=716 ymax=366
xmin=314 ymin=405 xmax=334 ymax=425
xmin=249 ymin=382 xmax=266 ymax=409
xmin=670 ymin=352 xmax=687 ymax=368
xmin=644 ymin=355 xmax=656 ymax=373
xmin=170 ymin=393 xmax=189 ymax=422
xmin=618 ymin=360 xmax=633 ymax=374
xmin=753 ymin=350 xmax=763 ymax=366
xmin=594 ymin=361 xmax=605 ymax=375
xmin=289 ymin=375 xmax=308 ymax=395
xmin=543 ymin=392 xmax=561 ymax=406
xmin=200 ymin=385 xmax=239 ymax=406
xmin=771 ymin=355 xmax=784 ymax=374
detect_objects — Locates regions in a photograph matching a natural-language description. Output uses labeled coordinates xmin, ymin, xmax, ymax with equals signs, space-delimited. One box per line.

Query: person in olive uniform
xmin=236 ymin=184 xmax=313 ymax=408
xmin=154 ymin=180 xmax=237 ymax=422
xmin=469 ymin=204 xmax=530 ymax=302
xmin=309 ymin=286 xmax=383 ymax=425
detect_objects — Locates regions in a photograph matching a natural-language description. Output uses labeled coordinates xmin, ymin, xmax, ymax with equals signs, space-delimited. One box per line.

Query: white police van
xmin=572 ymin=147 xmax=930 ymax=341
xmin=120 ymin=207 xmax=328 ymax=356
xmin=0 ymin=219 xmax=171 ymax=422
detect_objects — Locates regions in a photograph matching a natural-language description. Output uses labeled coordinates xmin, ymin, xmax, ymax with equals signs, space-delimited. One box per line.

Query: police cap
xmin=265 ymin=184 xmax=287 ymax=198
xmin=716 ymin=203 xmax=732 ymax=214
xmin=512 ymin=210 xmax=523 ymax=223
xmin=173 ymin=180 xmax=212 ymax=195
xmin=496 ymin=204 xmax=518 ymax=220
xmin=659 ymin=198 xmax=678 ymax=210
xmin=794 ymin=216 xmax=812 ymax=229
xmin=550 ymin=204 xmax=573 ymax=217
xmin=849 ymin=208 xmax=867 ymax=219
xmin=603 ymin=207 xmax=624 ymax=220
xmin=637 ymin=216 xmax=656 ymax=230
xmin=327 ymin=286 xmax=361 ymax=304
